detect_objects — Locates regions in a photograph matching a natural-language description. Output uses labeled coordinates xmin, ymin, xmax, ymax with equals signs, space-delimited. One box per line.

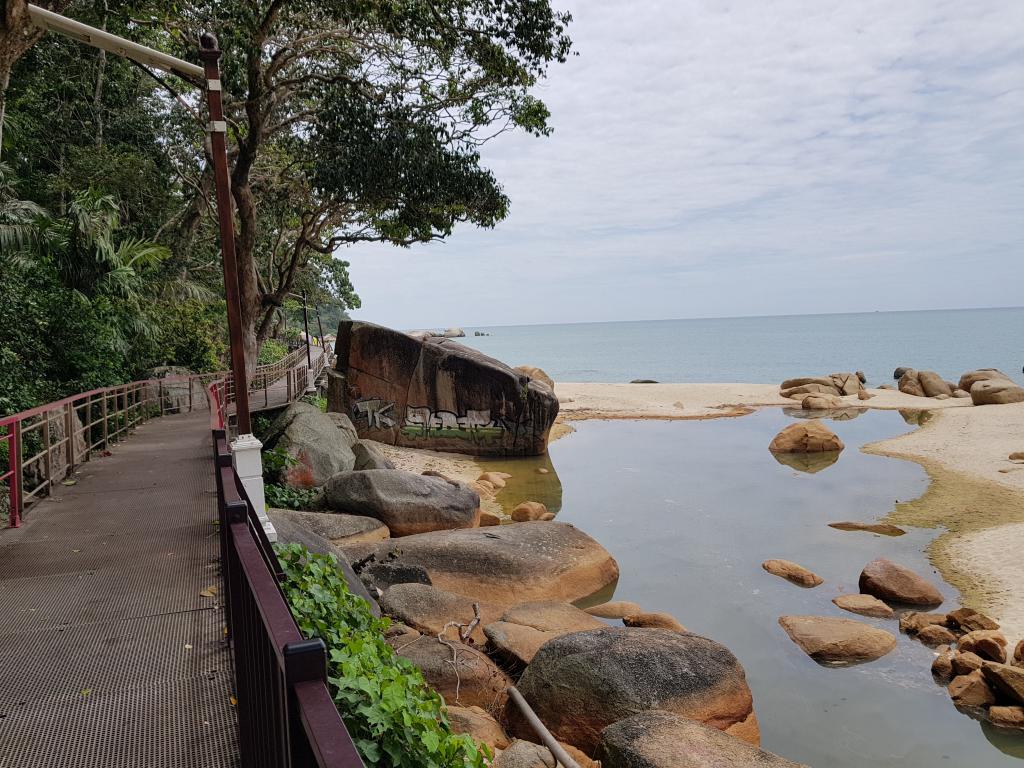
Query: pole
xmin=198 ymin=34 xmax=251 ymax=436
xmin=314 ymin=306 xmax=325 ymax=348
xmin=301 ymin=291 xmax=313 ymax=369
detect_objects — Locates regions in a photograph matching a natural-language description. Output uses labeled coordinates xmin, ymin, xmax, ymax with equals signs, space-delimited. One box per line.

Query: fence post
xmin=42 ymin=412 xmax=52 ymax=488
xmin=101 ymin=393 xmax=109 ymax=449
xmin=283 ymin=639 xmax=329 ymax=764
xmin=9 ymin=421 xmax=22 ymax=528
xmin=64 ymin=403 xmax=74 ymax=473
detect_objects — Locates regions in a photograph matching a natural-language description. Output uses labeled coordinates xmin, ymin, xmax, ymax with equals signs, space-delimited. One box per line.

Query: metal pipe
xmin=506 ymin=687 xmax=583 ymax=768
xmin=301 ymin=291 xmax=313 ymax=371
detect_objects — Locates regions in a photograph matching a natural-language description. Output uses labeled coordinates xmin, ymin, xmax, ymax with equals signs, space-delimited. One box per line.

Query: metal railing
xmin=211 ymin=423 xmax=364 ymax=768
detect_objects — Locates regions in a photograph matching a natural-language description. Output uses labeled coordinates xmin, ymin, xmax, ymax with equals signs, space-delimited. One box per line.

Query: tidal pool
xmin=485 ymin=409 xmax=1024 ymax=767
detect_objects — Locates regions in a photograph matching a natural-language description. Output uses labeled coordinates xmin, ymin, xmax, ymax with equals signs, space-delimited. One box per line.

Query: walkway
xmin=0 ymin=410 xmax=238 ymax=767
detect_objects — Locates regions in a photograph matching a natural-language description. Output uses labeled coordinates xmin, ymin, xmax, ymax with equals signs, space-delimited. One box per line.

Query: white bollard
xmin=230 ymin=432 xmax=277 ymax=542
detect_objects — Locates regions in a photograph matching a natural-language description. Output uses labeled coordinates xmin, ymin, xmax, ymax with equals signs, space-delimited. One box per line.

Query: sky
xmin=343 ymin=0 xmax=1024 ymax=329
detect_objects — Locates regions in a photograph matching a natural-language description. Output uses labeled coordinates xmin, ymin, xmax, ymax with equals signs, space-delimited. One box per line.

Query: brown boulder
xmin=332 ymin=319 xmax=558 ymax=456
xmin=832 ymin=594 xmax=894 ymax=619
xmin=478 ymin=471 xmax=508 ymax=488
xmin=511 ymin=501 xmax=549 ymax=522
xmin=932 ymin=646 xmax=955 ymax=680
xmin=952 ymin=652 xmax=985 ymax=676
xmin=596 ymin=710 xmax=808 ymax=768
xmin=1014 ymin=639 xmax=1024 ymax=667
xmin=829 ymin=372 xmax=864 ymax=396
xmin=858 ymin=390 xmax=874 ymax=401
xmin=780 ymin=382 xmax=840 ymax=399
xmin=898 ymin=370 xmax=926 ymax=397
xmin=899 ymin=612 xmax=950 ymax=634
xmin=982 ymin=663 xmax=1024 ymax=705
xmin=622 ymin=612 xmax=688 ymax=632
xmin=266 ymin=508 xmax=389 ymax=546
xmin=949 ymin=670 xmax=996 ymax=708
xmin=801 ymin=393 xmax=845 ymax=410
xmin=917 ymin=625 xmax=957 ymax=646
xmin=378 ymin=583 xmax=503 ymax=645
xmin=585 ymin=601 xmax=643 ymax=619
xmin=859 ymin=558 xmax=944 ymax=606
xmin=989 ymin=706 xmax=1024 ymax=729
xmin=344 ymin=522 xmax=619 ymax=607
xmin=484 ymin=601 xmax=605 ymax=664
xmin=761 ymin=559 xmax=823 ymax=588
xmin=946 ymin=607 xmax=1000 ymax=632
xmin=514 ymin=365 xmax=555 ymax=392
xmin=508 ymin=627 xmax=759 ymax=753
xmin=479 ymin=511 xmax=502 ymax=526
xmin=778 ymin=615 xmax=896 ymax=663
xmin=918 ymin=371 xmax=953 ymax=398
xmin=769 ymin=422 xmax=844 ymax=454
xmin=492 ymin=740 xmax=554 ymax=768
xmin=953 ymin=389 xmax=971 ymax=398
xmin=959 ymin=630 xmax=1008 ymax=663
xmin=828 ymin=521 xmax=906 ymax=536
xmin=447 ymin=706 xmax=511 ymax=749
xmin=959 ymin=369 xmax=1012 ymax=392
xmin=971 ymin=379 xmax=1024 ymax=406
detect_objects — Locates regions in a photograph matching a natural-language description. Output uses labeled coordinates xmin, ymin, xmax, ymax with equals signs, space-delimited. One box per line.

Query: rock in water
xmin=443 ymin=327 xmax=466 ymax=337
xmin=981 ymin=664 xmax=1024 ymax=705
xmin=832 ymin=594 xmax=894 ymax=619
xmin=768 ymin=422 xmax=844 ymax=454
xmin=623 ymin=612 xmax=688 ymax=632
xmin=341 ymin=522 xmax=619 ymax=606
xmin=761 ymin=559 xmax=823 ymax=588
xmin=507 ymin=627 xmax=760 ymax=753
xmin=971 ymin=379 xmax=1024 ymax=405
xmin=989 ymin=706 xmax=1024 ymax=729
xmin=511 ymin=501 xmax=548 ymax=522
xmin=858 ymin=558 xmax=944 ymax=606
xmin=800 ymin=393 xmax=845 ymax=410
xmin=597 ymin=710 xmax=808 ymax=768
xmin=828 ymin=521 xmax=906 ymax=536
xmin=946 ymin=607 xmax=1000 ymax=632
xmin=959 ymin=630 xmax=1008 ymax=662
xmin=514 ymin=365 xmax=555 ymax=392
xmin=586 ymin=601 xmax=644 ymax=619
xmin=959 ymin=369 xmax=1012 ymax=392
xmin=264 ymin=401 xmax=356 ymax=486
xmin=778 ymin=615 xmax=897 ymax=663
xmin=330 ymin=319 xmax=558 ymax=456
xmin=324 ymin=469 xmax=480 ymax=536
xmin=948 ymin=670 xmax=996 ymax=708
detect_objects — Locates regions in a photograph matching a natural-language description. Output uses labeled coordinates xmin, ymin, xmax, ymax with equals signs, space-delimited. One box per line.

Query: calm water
xmin=480 ymin=410 xmax=1024 ymax=767
xmin=459 ymin=307 xmax=1024 ymax=385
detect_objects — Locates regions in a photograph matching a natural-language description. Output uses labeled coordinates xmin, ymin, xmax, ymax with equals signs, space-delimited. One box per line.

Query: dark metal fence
xmin=211 ymin=426 xmax=365 ymax=768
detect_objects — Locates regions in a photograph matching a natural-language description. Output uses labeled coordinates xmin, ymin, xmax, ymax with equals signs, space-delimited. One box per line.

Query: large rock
xmin=324 ymin=469 xmax=480 ymax=536
xmin=585 ymin=601 xmax=643 ymax=619
xmin=778 ymin=615 xmax=896 ymax=663
xmin=268 ymin=508 xmax=388 ymax=546
xmin=331 ymin=320 xmax=558 ymax=456
xmin=264 ymin=401 xmax=356 ymax=487
xmin=949 ymin=670 xmax=996 ymax=708
xmin=947 ymin=607 xmax=1000 ymax=632
xmin=351 ymin=440 xmax=395 ymax=470
xmin=342 ymin=522 xmax=618 ymax=607
xmin=597 ymin=710 xmax=807 ymax=768
xmin=514 ymin=365 xmax=555 ymax=392
xmin=971 ymin=379 xmax=1024 ymax=406
xmin=378 ymin=583 xmax=502 ymax=644
xmin=858 ymin=558 xmax=944 ymax=606
xmin=780 ymin=373 xmax=861 ymax=397
xmin=493 ymin=741 xmax=555 ymax=768
xmin=959 ymin=630 xmax=1008 ymax=663
xmin=508 ymin=627 xmax=759 ymax=753
xmin=898 ymin=370 xmax=926 ymax=397
xmin=485 ymin=601 xmax=605 ymax=664
xmin=832 ymin=594 xmax=894 ymax=619
xmin=446 ymin=706 xmax=510 ymax=749
xmin=982 ymin=663 xmax=1024 ymax=704
xmin=768 ymin=422 xmax=844 ymax=454
xmin=761 ymin=559 xmax=823 ymax=588
xmin=918 ymin=371 xmax=953 ymax=398
xmin=800 ymin=393 xmax=845 ymax=410
xmin=959 ymin=369 xmax=1012 ymax=392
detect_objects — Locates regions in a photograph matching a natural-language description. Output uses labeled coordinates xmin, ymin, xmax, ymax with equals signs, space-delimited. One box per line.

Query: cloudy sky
xmin=344 ymin=0 xmax=1024 ymax=329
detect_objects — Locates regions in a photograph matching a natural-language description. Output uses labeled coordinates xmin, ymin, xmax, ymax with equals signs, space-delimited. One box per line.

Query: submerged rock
xmin=511 ymin=501 xmax=549 ymax=522
xmin=508 ymin=627 xmax=759 ymax=753
xmin=858 ymin=558 xmax=944 ymax=607
xmin=828 ymin=521 xmax=906 ymax=536
xmin=761 ymin=559 xmax=823 ymax=588
xmin=832 ymin=594 xmax=894 ymax=619
xmin=331 ymin=319 xmax=558 ymax=456
xmin=597 ymin=710 xmax=807 ymax=768
xmin=622 ymin=612 xmax=688 ymax=632
xmin=768 ymin=421 xmax=844 ymax=454
xmin=778 ymin=615 xmax=897 ymax=663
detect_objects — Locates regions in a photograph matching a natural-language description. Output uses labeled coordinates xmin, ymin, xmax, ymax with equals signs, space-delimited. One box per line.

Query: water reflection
xmin=782 ymin=406 xmax=868 ymax=421
xmin=900 ymin=409 xmax=935 ymax=426
xmin=476 ymin=451 xmax=563 ymax=515
xmin=771 ymin=450 xmax=841 ymax=474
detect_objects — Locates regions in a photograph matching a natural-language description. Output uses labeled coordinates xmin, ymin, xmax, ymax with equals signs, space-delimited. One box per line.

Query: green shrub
xmin=264 ymin=483 xmax=321 ymax=510
xmin=262 ymin=445 xmax=296 ymax=481
xmin=301 ymin=393 xmax=328 ymax=412
xmin=275 ymin=543 xmax=490 ymax=768
xmin=258 ymin=338 xmax=289 ymax=365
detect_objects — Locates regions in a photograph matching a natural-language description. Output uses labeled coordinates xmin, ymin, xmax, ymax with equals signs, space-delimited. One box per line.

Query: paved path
xmin=0 ymin=410 xmax=238 ymax=767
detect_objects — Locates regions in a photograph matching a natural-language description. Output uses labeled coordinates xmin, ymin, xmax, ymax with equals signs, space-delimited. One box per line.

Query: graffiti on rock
xmin=352 ymin=398 xmax=396 ymax=429
xmin=401 ymin=406 xmax=507 ymax=441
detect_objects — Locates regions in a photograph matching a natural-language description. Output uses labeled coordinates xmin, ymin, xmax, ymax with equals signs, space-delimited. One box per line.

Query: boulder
xmin=982 ymin=663 xmax=1024 ymax=705
xmin=492 ymin=740 xmax=555 ymax=768
xmin=959 ymin=630 xmax=1008 ymax=663
xmin=856 ymin=371 xmax=867 ymax=384
xmin=858 ymin=558 xmax=944 ymax=606
xmin=586 ymin=601 xmax=643 ymax=619
xmin=917 ymin=625 xmax=957 ymax=646
xmin=597 ymin=710 xmax=807 ymax=768
xmin=768 ymin=422 xmax=844 ymax=454
xmin=484 ymin=601 xmax=605 ymax=664
xmin=512 ymin=501 xmax=548 ymax=522
xmin=358 ymin=561 xmax=431 ymax=595
xmin=947 ymin=607 xmax=1000 ymax=633
xmin=264 ymin=401 xmax=357 ymax=487
xmin=989 ymin=706 xmax=1024 ymax=729
xmin=446 ymin=706 xmax=510 ymax=749
xmin=1015 ymin=639 xmax=1024 ymax=668
xmin=780 ymin=376 xmax=838 ymax=393
xmin=898 ymin=370 xmax=926 ymax=397
xmin=443 ymin=327 xmax=466 ymax=338
xmin=538 ymin=512 xmax=556 ymax=521
xmin=971 ymin=379 xmax=1024 ymax=406
xmin=268 ymin=508 xmax=388 ymax=547
xmin=899 ymin=612 xmax=950 ymax=634
xmin=386 ymin=632 xmax=512 ymax=709
xmin=343 ymin=522 xmax=619 ymax=607
xmin=778 ymin=615 xmax=896 ymax=663
xmin=623 ymin=612 xmax=687 ymax=632
xmin=479 ymin=511 xmax=502 ymax=527
xmin=761 ymin=559 xmax=823 ymax=588
xmin=514 ymin=366 xmax=555 ymax=392
xmin=828 ymin=521 xmax=906 ymax=536
xmin=953 ymin=389 xmax=971 ymax=398
xmin=893 ymin=367 xmax=911 ymax=380
xmin=832 ymin=594 xmax=894 ymax=619
xmin=324 ymin=469 xmax=480 ymax=536
xmin=918 ymin=371 xmax=953 ymax=398
xmin=953 ymin=652 xmax=985 ymax=676
xmin=829 ymin=372 xmax=864 ymax=395
xmin=801 ymin=393 xmax=845 ymax=410
xmin=478 ymin=471 xmax=509 ymax=488
xmin=378 ymin=583 xmax=503 ymax=645
xmin=332 ymin=319 xmax=558 ymax=456
xmin=959 ymin=369 xmax=1012 ymax=392
xmin=508 ymin=627 xmax=759 ymax=753
xmin=1011 ymin=452 xmax=1024 ymax=462
xmin=780 ymin=382 xmax=839 ymax=399
xmin=949 ymin=670 xmax=996 ymax=708
xmin=932 ymin=647 xmax=955 ymax=680
xmin=351 ymin=440 xmax=395 ymax=470
xmin=858 ymin=390 xmax=874 ymax=401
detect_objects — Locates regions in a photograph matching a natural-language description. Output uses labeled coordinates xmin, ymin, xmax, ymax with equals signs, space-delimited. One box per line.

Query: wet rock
xmin=597 ymin=710 xmax=808 ymax=768
xmin=514 ymin=365 xmax=555 ymax=392
xmin=989 ymin=706 xmax=1024 ymax=729
xmin=859 ymin=558 xmax=944 ymax=607
xmin=959 ymin=369 xmax=1012 ymax=392
xmin=508 ymin=627 xmax=759 ymax=753
xmin=268 ymin=508 xmax=388 ymax=546
xmin=899 ymin=612 xmax=950 ymax=634
xmin=971 ymin=379 xmax=1024 ymax=406
xmin=492 ymin=740 xmax=555 ymax=768
xmin=630 ymin=379 xmax=659 ymax=384
xmin=832 ymin=594 xmax=894 ymax=619
xmin=385 ymin=633 xmax=512 ymax=709
xmin=917 ymin=624 xmax=958 ymax=646
xmin=585 ymin=601 xmax=643 ymax=619
xmin=982 ymin=663 xmax=1024 ymax=705
xmin=484 ymin=601 xmax=605 ymax=664
xmin=511 ymin=501 xmax=549 ymax=522
xmin=761 ymin=559 xmax=823 ymax=588
xmin=768 ymin=422 xmax=844 ymax=454
xmin=959 ymin=630 xmax=1008 ymax=663
xmin=325 ymin=469 xmax=480 ymax=536
xmin=332 ymin=319 xmax=558 ymax=456
xmin=947 ymin=607 xmax=1000 ymax=632
xmin=801 ymin=393 xmax=845 ymax=410
xmin=622 ymin=612 xmax=688 ymax=632
xmin=378 ymin=583 xmax=502 ymax=644
xmin=771 ymin=451 xmax=840 ymax=474
xmin=948 ymin=670 xmax=996 ymax=708
xmin=351 ymin=440 xmax=395 ymax=470
xmin=779 ymin=615 xmax=897 ymax=663
xmin=478 ymin=471 xmax=509 ymax=488
xmin=264 ymin=401 xmax=357 ymax=487
xmin=952 ymin=652 xmax=985 ymax=677
xmin=344 ymin=522 xmax=619 ymax=607
xmin=447 ymin=705 xmax=511 ymax=749
xmin=829 ymin=521 xmax=906 ymax=536
xmin=932 ymin=646 xmax=955 ymax=680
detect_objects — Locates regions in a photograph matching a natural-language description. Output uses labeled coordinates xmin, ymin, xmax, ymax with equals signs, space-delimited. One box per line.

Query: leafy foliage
xmin=275 ymin=543 xmax=490 ymax=768
xmin=300 ymin=393 xmax=328 ymax=413
xmin=261 ymin=445 xmax=297 ymax=480
xmin=257 ymin=338 xmax=289 ymax=366
xmin=263 ymin=483 xmax=320 ymax=511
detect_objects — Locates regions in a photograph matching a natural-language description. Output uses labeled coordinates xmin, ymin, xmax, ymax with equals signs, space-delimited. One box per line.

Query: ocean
xmin=457 ymin=307 xmax=1024 ymax=386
